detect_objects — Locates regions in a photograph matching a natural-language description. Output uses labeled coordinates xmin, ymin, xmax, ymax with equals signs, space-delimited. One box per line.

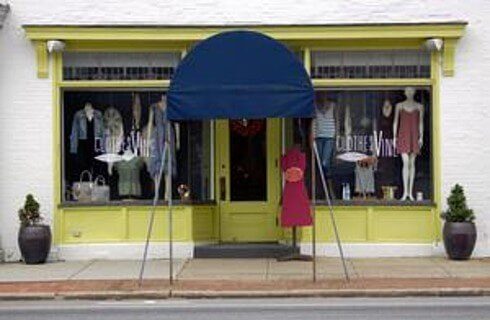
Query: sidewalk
xmin=1 ymin=257 xmax=490 ymax=299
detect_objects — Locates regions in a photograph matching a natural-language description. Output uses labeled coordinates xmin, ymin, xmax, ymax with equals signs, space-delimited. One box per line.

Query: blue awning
xmin=167 ymin=30 xmax=314 ymax=120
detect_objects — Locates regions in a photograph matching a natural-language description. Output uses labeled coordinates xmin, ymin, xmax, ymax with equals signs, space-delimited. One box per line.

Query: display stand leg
xmin=313 ymin=141 xmax=350 ymax=281
xmin=167 ymin=122 xmax=174 ymax=285
xmin=311 ymin=144 xmax=316 ymax=282
xmin=139 ymin=142 xmax=168 ymax=286
xmin=277 ymin=226 xmax=312 ymax=261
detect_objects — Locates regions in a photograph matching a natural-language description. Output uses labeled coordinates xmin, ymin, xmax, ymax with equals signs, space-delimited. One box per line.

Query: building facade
xmin=0 ymin=0 xmax=489 ymax=261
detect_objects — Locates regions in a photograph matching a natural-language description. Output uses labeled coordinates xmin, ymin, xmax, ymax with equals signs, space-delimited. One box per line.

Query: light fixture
xmin=47 ymin=40 xmax=66 ymax=53
xmin=424 ymin=38 xmax=444 ymax=52
xmin=0 ymin=3 xmax=10 ymax=27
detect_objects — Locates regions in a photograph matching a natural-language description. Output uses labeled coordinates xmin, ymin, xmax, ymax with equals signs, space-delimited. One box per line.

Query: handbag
xmin=72 ymin=170 xmax=93 ymax=202
xmin=91 ymin=175 xmax=110 ymax=202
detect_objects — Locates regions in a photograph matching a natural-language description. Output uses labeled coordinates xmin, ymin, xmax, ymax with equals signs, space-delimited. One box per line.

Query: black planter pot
xmin=18 ymin=225 xmax=52 ymax=264
xmin=443 ymin=222 xmax=476 ymax=260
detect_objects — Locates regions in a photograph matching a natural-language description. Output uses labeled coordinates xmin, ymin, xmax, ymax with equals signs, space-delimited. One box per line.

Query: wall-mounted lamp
xmin=424 ymin=38 xmax=444 ymax=52
xmin=0 ymin=3 xmax=10 ymax=27
xmin=47 ymin=40 xmax=66 ymax=53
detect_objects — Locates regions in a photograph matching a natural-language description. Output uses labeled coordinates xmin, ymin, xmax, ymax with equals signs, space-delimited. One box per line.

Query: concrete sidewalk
xmin=0 ymin=257 xmax=490 ymax=299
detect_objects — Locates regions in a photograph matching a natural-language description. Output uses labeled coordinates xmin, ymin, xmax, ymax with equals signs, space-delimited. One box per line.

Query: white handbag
xmin=72 ymin=170 xmax=93 ymax=202
xmin=91 ymin=175 xmax=110 ymax=202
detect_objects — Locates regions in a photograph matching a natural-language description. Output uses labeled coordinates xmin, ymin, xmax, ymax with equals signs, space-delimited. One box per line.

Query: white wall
xmin=1 ymin=0 xmax=489 ymax=260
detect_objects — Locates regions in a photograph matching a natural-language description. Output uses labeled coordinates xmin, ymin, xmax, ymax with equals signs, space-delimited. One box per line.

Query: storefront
xmin=9 ymin=21 xmax=467 ymax=260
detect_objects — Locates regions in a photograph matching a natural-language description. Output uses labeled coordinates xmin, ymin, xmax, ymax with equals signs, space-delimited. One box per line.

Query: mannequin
xmin=85 ymin=102 xmax=94 ymax=121
xmin=69 ymin=102 xmax=104 ymax=182
xmin=310 ymin=96 xmax=336 ymax=178
xmin=393 ymin=87 xmax=424 ymax=201
xmin=376 ymin=99 xmax=397 ymax=198
xmin=70 ymin=102 xmax=104 ymax=155
xmin=146 ymin=95 xmax=180 ymax=201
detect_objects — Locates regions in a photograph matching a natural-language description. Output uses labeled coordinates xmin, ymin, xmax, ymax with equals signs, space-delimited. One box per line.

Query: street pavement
xmin=1 ymin=257 xmax=490 ymax=299
xmin=0 ymin=297 xmax=489 ymax=319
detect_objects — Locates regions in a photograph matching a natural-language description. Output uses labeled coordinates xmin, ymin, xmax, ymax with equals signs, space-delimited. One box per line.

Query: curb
xmin=1 ymin=288 xmax=490 ymax=300
xmin=170 ymin=288 xmax=490 ymax=298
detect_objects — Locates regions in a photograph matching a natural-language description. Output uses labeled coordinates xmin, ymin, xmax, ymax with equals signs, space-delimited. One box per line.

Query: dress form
xmin=146 ymin=95 xmax=180 ymax=201
xmin=84 ymin=102 xmax=94 ymax=121
xmin=393 ymin=87 xmax=424 ymax=201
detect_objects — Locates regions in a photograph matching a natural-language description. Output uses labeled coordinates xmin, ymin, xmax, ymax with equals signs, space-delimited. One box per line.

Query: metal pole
xmin=312 ymin=141 xmax=350 ymax=281
xmin=167 ymin=122 xmax=174 ymax=285
xmin=139 ymin=142 xmax=168 ymax=286
xmin=311 ymin=142 xmax=316 ymax=282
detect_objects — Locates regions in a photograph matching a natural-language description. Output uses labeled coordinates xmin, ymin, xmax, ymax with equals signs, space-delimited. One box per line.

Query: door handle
xmin=220 ymin=176 xmax=226 ymax=201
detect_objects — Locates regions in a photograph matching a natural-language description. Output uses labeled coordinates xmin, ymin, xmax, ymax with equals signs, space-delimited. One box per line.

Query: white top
xmin=313 ymin=106 xmax=336 ymax=138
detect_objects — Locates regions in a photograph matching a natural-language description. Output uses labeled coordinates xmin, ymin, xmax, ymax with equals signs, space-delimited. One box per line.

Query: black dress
xmin=376 ymin=111 xmax=398 ymax=198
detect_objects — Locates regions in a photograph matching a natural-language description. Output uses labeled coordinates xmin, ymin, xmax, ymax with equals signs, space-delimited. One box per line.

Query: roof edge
xmin=22 ymin=21 xmax=469 ymax=28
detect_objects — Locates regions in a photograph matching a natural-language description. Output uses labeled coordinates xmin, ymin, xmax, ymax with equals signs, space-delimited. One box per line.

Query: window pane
xmin=62 ymin=90 xmax=211 ymax=203
xmin=62 ymin=52 xmax=180 ymax=81
xmin=229 ymin=120 xmax=267 ymax=201
xmin=311 ymin=50 xmax=431 ymax=79
xmin=289 ymin=87 xmax=432 ymax=203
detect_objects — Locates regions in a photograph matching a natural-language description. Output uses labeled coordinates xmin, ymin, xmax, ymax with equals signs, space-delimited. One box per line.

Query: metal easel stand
xmin=139 ymin=122 xmax=174 ymax=286
xmin=276 ymin=226 xmax=313 ymax=262
xmin=312 ymin=141 xmax=350 ymax=281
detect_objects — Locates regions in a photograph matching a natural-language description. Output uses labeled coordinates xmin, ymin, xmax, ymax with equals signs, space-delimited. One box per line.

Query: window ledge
xmin=58 ymin=200 xmax=216 ymax=208
xmin=314 ymin=199 xmax=435 ymax=207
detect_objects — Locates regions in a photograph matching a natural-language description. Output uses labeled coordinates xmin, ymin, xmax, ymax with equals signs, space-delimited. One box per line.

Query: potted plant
xmin=441 ymin=184 xmax=476 ymax=260
xmin=18 ymin=194 xmax=51 ymax=264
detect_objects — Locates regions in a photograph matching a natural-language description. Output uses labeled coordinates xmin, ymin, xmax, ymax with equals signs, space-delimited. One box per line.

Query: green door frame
xmin=215 ymin=118 xmax=282 ymax=242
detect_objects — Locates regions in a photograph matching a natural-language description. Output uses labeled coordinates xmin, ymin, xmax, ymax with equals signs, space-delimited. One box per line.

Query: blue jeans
xmin=315 ymin=137 xmax=334 ymax=178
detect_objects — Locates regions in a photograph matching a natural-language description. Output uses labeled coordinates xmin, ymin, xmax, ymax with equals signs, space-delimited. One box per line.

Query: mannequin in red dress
xmin=281 ymin=146 xmax=312 ymax=227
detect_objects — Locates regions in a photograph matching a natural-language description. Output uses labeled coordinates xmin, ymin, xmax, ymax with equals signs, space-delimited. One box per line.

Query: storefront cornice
xmin=23 ymin=22 xmax=467 ymax=41
xmin=23 ymin=22 xmax=466 ymax=78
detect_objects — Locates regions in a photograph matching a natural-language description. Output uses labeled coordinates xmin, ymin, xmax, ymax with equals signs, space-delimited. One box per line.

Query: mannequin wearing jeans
xmin=311 ymin=100 xmax=336 ymax=179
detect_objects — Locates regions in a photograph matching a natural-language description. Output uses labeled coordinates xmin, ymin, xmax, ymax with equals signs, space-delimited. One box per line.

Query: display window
xmin=289 ymin=87 xmax=432 ymax=203
xmin=61 ymin=90 xmax=212 ymax=203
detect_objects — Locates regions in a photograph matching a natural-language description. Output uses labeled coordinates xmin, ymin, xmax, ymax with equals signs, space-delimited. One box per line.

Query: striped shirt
xmin=313 ymin=106 xmax=336 ymax=138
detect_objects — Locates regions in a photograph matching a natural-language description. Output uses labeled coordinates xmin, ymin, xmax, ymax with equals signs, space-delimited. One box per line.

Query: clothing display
xmin=312 ymin=105 xmax=335 ymax=138
xmin=376 ymin=104 xmax=397 ymax=198
xmin=114 ymin=157 xmax=144 ymax=197
xmin=280 ymin=147 xmax=312 ymax=227
xmin=147 ymin=103 xmax=177 ymax=178
xmin=396 ymin=109 xmax=420 ymax=155
xmin=355 ymin=163 xmax=375 ymax=194
xmin=103 ymin=107 xmax=124 ymax=154
xmin=69 ymin=108 xmax=104 ymax=154
xmin=315 ymin=137 xmax=335 ymax=177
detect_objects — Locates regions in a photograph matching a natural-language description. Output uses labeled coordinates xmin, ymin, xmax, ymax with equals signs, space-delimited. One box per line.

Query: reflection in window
xmin=62 ymin=52 xmax=180 ymax=81
xmin=311 ymin=50 xmax=431 ymax=79
xmin=288 ymin=88 xmax=432 ymax=202
xmin=62 ymin=91 xmax=211 ymax=203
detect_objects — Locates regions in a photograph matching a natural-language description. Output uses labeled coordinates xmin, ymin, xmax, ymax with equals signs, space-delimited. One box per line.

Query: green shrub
xmin=18 ymin=194 xmax=42 ymax=227
xmin=441 ymin=184 xmax=475 ymax=223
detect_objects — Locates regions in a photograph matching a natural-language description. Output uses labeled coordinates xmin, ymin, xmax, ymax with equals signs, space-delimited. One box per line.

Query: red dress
xmin=280 ymin=148 xmax=312 ymax=227
xmin=396 ymin=109 xmax=420 ymax=155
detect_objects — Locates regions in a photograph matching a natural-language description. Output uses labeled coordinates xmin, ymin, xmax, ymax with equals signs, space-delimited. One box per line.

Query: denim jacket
xmin=70 ymin=109 xmax=104 ymax=154
xmin=147 ymin=105 xmax=177 ymax=178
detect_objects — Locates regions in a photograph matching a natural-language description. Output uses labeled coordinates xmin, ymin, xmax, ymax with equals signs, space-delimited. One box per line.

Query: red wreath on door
xmin=230 ymin=120 xmax=264 ymax=137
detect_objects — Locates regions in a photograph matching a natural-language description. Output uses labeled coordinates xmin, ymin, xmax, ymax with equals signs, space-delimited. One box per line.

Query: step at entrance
xmin=194 ymin=243 xmax=299 ymax=259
